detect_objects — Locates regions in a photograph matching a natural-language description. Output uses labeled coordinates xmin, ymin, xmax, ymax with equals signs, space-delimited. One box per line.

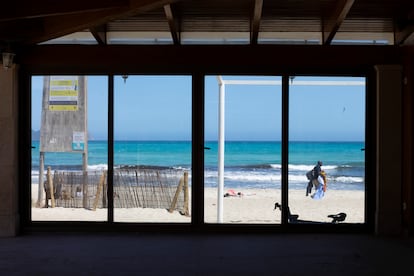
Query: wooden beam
xmin=25 ymin=0 xmax=178 ymax=44
xmin=394 ymin=23 xmax=414 ymax=45
xmin=250 ymin=0 xmax=263 ymax=45
xmin=164 ymin=4 xmax=180 ymax=45
xmin=19 ymin=44 xmax=401 ymax=75
xmin=394 ymin=5 xmax=414 ymax=45
xmin=28 ymin=8 xmax=125 ymax=44
xmin=90 ymin=25 xmax=107 ymax=45
xmin=0 ymin=0 xmax=129 ymax=22
xmin=322 ymin=0 xmax=355 ymax=45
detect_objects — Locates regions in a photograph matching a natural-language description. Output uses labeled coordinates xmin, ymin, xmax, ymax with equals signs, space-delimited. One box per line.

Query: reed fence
xmin=43 ymin=168 xmax=189 ymax=216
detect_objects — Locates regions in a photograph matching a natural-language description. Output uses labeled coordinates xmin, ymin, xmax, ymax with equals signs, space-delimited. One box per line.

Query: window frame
xmin=19 ymin=46 xmax=376 ymax=233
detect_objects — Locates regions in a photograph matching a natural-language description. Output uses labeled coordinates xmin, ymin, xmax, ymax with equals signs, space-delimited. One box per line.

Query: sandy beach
xmin=31 ymin=185 xmax=364 ymax=224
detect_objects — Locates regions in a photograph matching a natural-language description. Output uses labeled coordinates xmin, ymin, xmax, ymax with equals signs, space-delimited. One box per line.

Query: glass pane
xmin=31 ymin=76 xmax=108 ymax=221
xmin=288 ymin=76 xmax=365 ymax=224
xmin=204 ymin=76 xmax=282 ymax=224
xmin=114 ymin=75 xmax=192 ymax=223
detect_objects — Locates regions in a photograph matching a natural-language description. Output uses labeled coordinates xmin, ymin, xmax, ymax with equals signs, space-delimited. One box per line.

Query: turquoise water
xmin=31 ymin=140 xmax=365 ymax=190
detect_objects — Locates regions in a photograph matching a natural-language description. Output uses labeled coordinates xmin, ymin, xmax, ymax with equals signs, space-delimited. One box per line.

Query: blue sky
xmin=32 ymin=75 xmax=365 ymax=141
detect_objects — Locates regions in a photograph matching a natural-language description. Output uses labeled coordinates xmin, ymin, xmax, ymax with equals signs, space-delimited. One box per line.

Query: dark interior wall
xmin=402 ymin=48 xmax=414 ymax=235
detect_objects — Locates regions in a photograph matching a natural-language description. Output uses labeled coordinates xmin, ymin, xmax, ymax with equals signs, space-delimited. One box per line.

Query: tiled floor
xmin=0 ymin=233 xmax=413 ymax=275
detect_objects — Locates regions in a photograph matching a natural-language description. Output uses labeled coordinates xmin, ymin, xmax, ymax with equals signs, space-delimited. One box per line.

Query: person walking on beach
xmin=311 ymin=170 xmax=327 ymax=199
xmin=306 ymin=161 xmax=322 ymax=196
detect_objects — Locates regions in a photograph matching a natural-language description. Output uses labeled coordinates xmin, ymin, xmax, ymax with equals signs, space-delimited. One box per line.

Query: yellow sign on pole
xmin=40 ymin=76 xmax=87 ymax=153
xmin=49 ymin=76 xmax=79 ymax=111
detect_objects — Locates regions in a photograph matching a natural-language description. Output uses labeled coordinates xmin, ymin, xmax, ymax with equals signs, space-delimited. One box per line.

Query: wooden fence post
xmin=37 ymin=152 xmax=45 ymax=207
xmin=182 ymin=172 xmax=190 ymax=216
xmin=102 ymin=173 xmax=107 ymax=208
xmin=82 ymin=171 xmax=88 ymax=209
xmin=92 ymin=171 xmax=106 ymax=211
xmin=169 ymin=174 xmax=184 ymax=213
xmin=47 ymin=167 xmax=55 ymax=208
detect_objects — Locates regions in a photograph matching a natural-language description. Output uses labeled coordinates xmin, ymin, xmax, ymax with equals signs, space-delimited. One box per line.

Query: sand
xmin=31 ymin=184 xmax=364 ymax=224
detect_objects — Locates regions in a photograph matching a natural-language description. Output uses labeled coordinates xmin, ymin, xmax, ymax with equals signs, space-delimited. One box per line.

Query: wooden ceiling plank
xmin=164 ymin=4 xmax=180 ymax=45
xmin=25 ymin=0 xmax=178 ymax=44
xmin=251 ymin=0 xmax=263 ymax=45
xmin=30 ymin=8 xmax=125 ymax=44
xmin=0 ymin=0 xmax=129 ymax=22
xmin=322 ymin=0 xmax=355 ymax=45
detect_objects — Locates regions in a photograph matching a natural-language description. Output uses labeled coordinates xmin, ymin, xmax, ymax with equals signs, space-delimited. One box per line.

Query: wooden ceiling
xmin=1 ymin=0 xmax=414 ymax=49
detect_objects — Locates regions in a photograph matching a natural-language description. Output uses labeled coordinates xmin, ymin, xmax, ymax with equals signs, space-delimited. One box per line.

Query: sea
xmin=31 ymin=141 xmax=365 ymax=191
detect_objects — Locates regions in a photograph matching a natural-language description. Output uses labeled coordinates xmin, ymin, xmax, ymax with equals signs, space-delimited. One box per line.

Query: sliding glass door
xmin=288 ymin=76 xmax=366 ymax=224
xmin=31 ymin=76 xmax=108 ymax=221
xmin=204 ymin=76 xmax=282 ymax=224
xmin=113 ymin=75 xmax=192 ymax=223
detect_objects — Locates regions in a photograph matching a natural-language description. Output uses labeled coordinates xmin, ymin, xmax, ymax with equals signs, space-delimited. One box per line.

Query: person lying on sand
xmin=224 ymin=189 xmax=243 ymax=197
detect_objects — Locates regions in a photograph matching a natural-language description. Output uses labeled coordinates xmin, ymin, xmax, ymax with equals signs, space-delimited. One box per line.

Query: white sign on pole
xmin=72 ymin=131 xmax=85 ymax=151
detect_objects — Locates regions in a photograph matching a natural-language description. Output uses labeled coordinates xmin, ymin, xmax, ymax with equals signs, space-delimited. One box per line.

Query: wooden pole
xmin=38 ymin=76 xmax=48 ymax=207
xmin=47 ymin=166 xmax=55 ymax=208
xmin=92 ymin=171 xmax=106 ymax=211
xmin=102 ymin=172 xmax=107 ymax=208
xmin=82 ymin=81 xmax=88 ymax=205
xmin=182 ymin=172 xmax=190 ymax=216
xmin=37 ymin=152 xmax=45 ymax=207
xmin=82 ymin=170 xmax=88 ymax=209
xmin=134 ymin=170 xmax=143 ymax=207
xmin=81 ymin=170 xmax=86 ymax=208
xmin=169 ymin=175 xmax=184 ymax=213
